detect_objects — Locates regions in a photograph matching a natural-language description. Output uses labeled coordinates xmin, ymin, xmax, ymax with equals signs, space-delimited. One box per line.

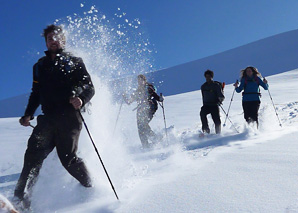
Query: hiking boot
xmin=202 ymin=128 xmax=210 ymax=134
xmin=12 ymin=195 xmax=31 ymax=212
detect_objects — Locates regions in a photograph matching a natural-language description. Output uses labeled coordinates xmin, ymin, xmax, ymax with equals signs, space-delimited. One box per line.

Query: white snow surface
xmin=1 ymin=69 xmax=298 ymax=212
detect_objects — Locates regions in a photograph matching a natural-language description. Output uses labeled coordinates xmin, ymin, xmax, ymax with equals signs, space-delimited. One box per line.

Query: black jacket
xmin=24 ymin=50 xmax=95 ymax=117
xmin=201 ymin=81 xmax=224 ymax=106
xmin=131 ymin=83 xmax=162 ymax=111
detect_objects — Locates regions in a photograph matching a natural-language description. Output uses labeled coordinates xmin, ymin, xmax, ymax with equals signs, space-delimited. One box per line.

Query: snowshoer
xmin=14 ymin=25 xmax=95 ymax=210
xmin=123 ymin=74 xmax=164 ymax=148
xmin=234 ymin=66 xmax=268 ymax=127
xmin=200 ymin=70 xmax=225 ymax=134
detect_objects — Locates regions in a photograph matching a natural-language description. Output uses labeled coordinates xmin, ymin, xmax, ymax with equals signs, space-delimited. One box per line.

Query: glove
xmin=19 ymin=115 xmax=33 ymax=126
xmin=233 ymin=80 xmax=239 ymax=88
xmin=122 ymin=94 xmax=130 ymax=105
xmin=217 ymin=100 xmax=223 ymax=106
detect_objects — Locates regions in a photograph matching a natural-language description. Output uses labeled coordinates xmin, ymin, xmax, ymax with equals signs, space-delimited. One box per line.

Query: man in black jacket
xmin=200 ymin=70 xmax=224 ymax=134
xmin=14 ymin=25 xmax=95 ymax=209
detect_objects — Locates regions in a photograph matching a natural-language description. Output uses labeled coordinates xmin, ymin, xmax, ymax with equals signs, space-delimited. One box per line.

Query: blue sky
xmin=1 ymin=0 xmax=298 ymax=100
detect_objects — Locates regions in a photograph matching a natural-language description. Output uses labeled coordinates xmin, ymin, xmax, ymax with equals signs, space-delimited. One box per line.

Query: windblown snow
xmin=1 ymin=69 xmax=298 ymax=212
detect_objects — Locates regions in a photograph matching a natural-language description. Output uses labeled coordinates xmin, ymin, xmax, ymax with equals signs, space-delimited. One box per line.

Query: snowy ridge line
xmin=148 ymin=30 xmax=298 ymax=96
xmin=2 ymin=29 xmax=298 ymax=118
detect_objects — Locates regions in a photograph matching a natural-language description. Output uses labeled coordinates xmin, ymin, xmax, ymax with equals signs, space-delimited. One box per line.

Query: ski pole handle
xmin=233 ymin=80 xmax=239 ymax=87
xmin=160 ymin=93 xmax=164 ymax=102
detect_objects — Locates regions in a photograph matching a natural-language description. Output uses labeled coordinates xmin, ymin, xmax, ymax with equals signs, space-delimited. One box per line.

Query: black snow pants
xmin=200 ymin=105 xmax=221 ymax=134
xmin=137 ymin=106 xmax=157 ymax=148
xmin=242 ymin=101 xmax=260 ymax=126
xmin=14 ymin=112 xmax=92 ymax=200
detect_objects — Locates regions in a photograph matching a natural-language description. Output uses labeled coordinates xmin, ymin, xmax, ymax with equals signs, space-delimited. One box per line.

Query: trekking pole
xmin=264 ymin=78 xmax=282 ymax=127
xmin=78 ymin=111 xmax=119 ymax=200
xmin=219 ymin=105 xmax=239 ymax=133
xmin=158 ymin=93 xmax=168 ymax=143
xmin=223 ymin=80 xmax=238 ymax=127
xmin=113 ymin=98 xmax=124 ymax=134
xmin=29 ymin=124 xmax=35 ymax=128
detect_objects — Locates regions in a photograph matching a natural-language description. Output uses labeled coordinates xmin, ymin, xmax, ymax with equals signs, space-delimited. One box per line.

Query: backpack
xmin=146 ymin=83 xmax=157 ymax=95
xmin=33 ymin=57 xmax=46 ymax=82
xmin=146 ymin=83 xmax=158 ymax=111
xmin=201 ymin=81 xmax=225 ymax=94
xmin=214 ymin=81 xmax=225 ymax=91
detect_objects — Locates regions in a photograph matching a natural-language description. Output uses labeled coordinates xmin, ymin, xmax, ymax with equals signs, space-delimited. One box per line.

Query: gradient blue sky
xmin=1 ymin=0 xmax=298 ymax=100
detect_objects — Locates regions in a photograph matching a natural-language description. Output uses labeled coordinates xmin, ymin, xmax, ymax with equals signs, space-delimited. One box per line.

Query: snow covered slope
xmin=0 ymin=94 xmax=42 ymax=118
xmin=1 ymin=29 xmax=298 ymax=118
xmin=148 ymin=29 xmax=298 ymax=95
xmin=1 ymin=69 xmax=298 ymax=212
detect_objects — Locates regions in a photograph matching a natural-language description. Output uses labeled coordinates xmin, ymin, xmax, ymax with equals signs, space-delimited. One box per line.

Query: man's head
xmin=204 ymin=70 xmax=214 ymax=82
xmin=137 ymin=74 xmax=147 ymax=86
xmin=43 ymin=25 xmax=65 ymax=53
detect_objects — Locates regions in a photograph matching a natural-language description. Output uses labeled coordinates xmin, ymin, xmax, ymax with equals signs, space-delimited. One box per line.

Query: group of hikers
xmin=122 ymin=66 xmax=268 ymax=148
xmin=200 ymin=68 xmax=268 ymax=134
xmin=13 ymin=24 xmax=269 ymax=211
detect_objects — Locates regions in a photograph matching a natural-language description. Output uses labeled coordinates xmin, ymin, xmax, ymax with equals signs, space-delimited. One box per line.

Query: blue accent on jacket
xmin=236 ymin=76 xmax=268 ymax=102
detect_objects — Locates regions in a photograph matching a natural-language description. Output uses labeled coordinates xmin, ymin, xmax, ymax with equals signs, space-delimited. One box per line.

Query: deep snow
xmin=1 ymin=69 xmax=298 ymax=212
